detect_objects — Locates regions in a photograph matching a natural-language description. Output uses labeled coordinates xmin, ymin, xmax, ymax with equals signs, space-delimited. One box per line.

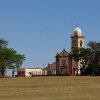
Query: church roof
xmin=48 ymin=62 xmax=56 ymax=67
xmin=56 ymin=49 xmax=69 ymax=57
xmin=74 ymin=27 xmax=82 ymax=36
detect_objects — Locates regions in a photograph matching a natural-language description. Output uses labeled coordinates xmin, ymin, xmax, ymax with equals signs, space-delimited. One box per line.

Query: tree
xmin=0 ymin=39 xmax=8 ymax=48
xmin=72 ymin=41 xmax=100 ymax=76
xmin=88 ymin=41 xmax=100 ymax=52
xmin=86 ymin=41 xmax=100 ymax=75
xmin=13 ymin=54 xmax=25 ymax=76
xmin=0 ymin=39 xmax=25 ymax=76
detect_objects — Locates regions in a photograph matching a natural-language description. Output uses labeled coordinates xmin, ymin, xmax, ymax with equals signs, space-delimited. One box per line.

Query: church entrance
xmin=61 ymin=66 xmax=67 ymax=75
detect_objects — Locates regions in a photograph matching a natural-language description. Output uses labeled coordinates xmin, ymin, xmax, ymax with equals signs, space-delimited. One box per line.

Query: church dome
xmin=74 ymin=27 xmax=82 ymax=36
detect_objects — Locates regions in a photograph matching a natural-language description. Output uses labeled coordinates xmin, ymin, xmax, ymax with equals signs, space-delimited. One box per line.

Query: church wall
xmin=57 ymin=56 xmax=71 ymax=75
xmin=48 ymin=62 xmax=56 ymax=75
xmin=59 ymin=57 xmax=69 ymax=67
xmin=68 ymin=56 xmax=72 ymax=74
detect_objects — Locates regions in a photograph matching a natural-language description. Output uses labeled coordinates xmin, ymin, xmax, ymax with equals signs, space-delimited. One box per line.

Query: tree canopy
xmin=72 ymin=41 xmax=100 ymax=76
xmin=0 ymin=39 xmax=25 ymax=76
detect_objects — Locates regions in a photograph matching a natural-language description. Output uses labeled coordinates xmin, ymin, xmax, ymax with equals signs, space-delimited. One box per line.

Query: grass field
xmin=0 ymin=76 xmax=100 ymax=100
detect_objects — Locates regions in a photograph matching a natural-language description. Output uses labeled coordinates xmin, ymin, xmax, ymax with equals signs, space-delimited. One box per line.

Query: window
xmin=61 ymin=59 xmax=66 ymax=66
xmin=74 ymin=43 xmax=76 ymax=46
xmin=80 ymin=40 xmax=83 ymax=47
xmin=73 ymin=40 xmax=77 ymax=47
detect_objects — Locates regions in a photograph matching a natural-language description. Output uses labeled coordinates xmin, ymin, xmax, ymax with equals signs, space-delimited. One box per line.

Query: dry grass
xmin=0 ymin=76 xmax=100 ymax=100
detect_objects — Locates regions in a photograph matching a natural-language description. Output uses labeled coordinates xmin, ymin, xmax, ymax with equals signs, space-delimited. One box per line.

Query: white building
xmin=18 ymin=68 xmax=47 ymax=77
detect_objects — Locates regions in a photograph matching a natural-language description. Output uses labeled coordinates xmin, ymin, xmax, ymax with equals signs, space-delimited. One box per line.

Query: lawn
xmin=0 ymin=76 xmax=100 ymax=100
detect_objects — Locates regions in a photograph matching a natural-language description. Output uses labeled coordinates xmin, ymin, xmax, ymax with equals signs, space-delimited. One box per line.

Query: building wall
xmin=58 ymin=57 xmax=69 ymax=75
xmin=25 ymin=68 xmax=42 ymax=77
xmin=59 ymin=57 xmax=69 ymax=67
xmin=18 ymin=68 xmax=47 ymax=77
xmin=47 ymin=62 xmax=56 ymax=75
xmin=56 ymin=54 xmax=73 ymax=75
xmin=18 ymin=68 xmax=25 ymax=77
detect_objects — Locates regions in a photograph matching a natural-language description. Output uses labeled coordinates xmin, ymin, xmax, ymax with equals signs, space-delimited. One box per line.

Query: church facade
xmin=45 ymin=26 xmax=85 ymax=76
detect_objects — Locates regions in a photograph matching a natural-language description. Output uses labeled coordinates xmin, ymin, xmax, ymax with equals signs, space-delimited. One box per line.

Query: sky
xmin=0 ymin=0 xmax=100 ymax=71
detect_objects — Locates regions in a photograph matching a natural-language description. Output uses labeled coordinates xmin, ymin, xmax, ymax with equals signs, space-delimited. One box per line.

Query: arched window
xmin=73 ymin=40 xmax=77 ymax=47
xmin=80 ymin=40 xmax=83 ymax=47
xmin=61 ymin=59 xmax=66 ymax=66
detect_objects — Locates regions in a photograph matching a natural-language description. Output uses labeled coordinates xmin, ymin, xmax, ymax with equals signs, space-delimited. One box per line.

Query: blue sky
xmin=0 ymin=0 xmax=100 ymax=69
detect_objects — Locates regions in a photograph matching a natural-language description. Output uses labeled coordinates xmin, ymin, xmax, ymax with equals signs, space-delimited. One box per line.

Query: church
xmin=17 ymin=26 xmax=85 ymax=77
xmin=45 ymin=26 xmax=85 ymax=76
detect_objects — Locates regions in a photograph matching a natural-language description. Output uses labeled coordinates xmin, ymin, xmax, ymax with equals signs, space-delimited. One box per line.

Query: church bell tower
xmin=70 ymin=26 xmax=85 ymax=75
xmin=71 ymin=26 xmax=84 ymax=51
